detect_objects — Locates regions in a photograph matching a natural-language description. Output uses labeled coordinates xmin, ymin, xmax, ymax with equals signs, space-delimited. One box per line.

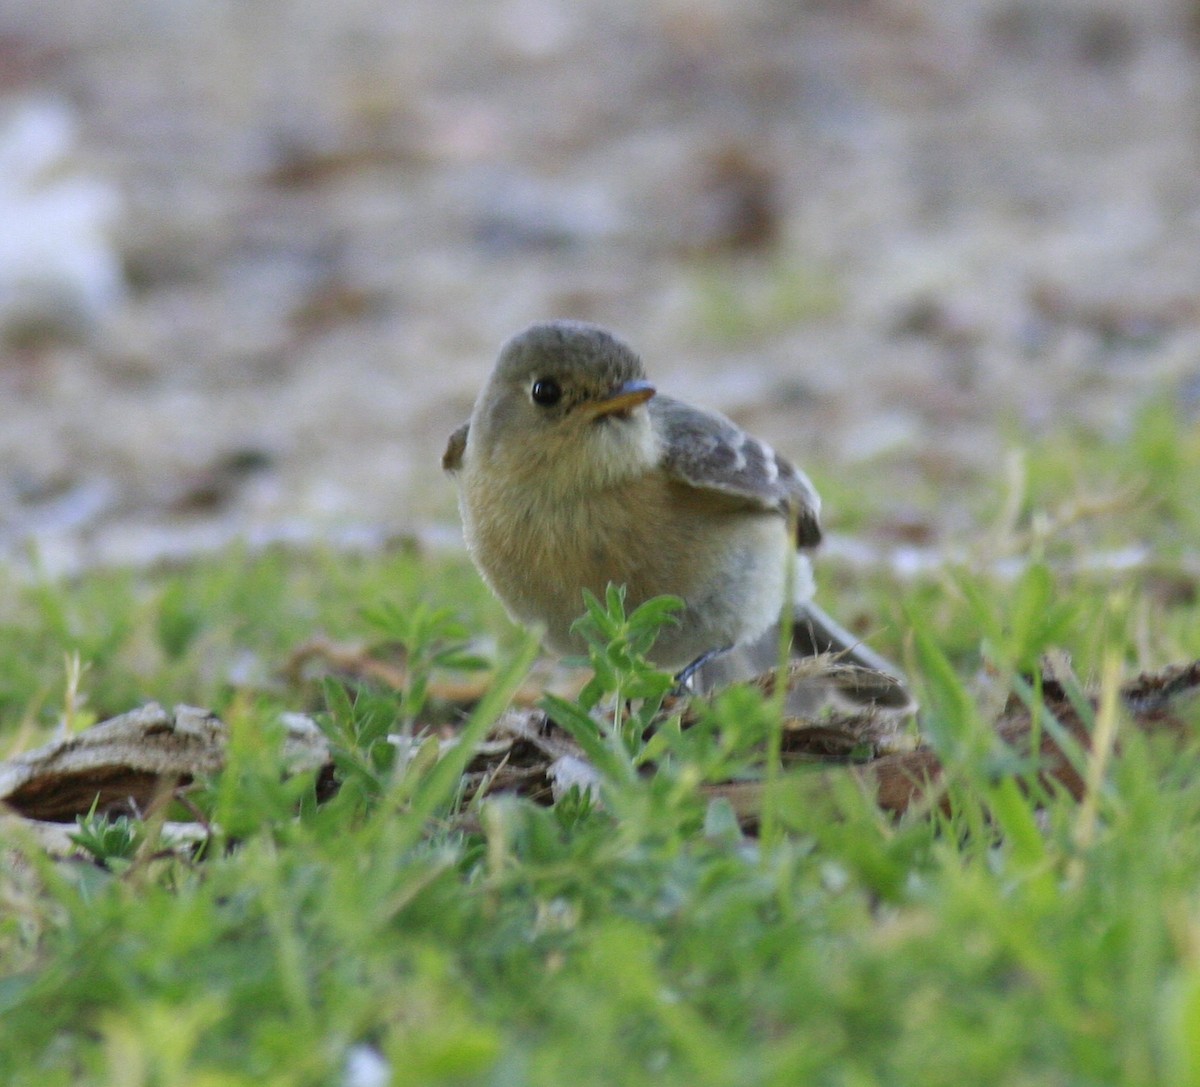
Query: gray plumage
xmin=654 ymin=395 xmax=822 ymax=547
xmin=444 ymin=319 xmax=908 ymax=703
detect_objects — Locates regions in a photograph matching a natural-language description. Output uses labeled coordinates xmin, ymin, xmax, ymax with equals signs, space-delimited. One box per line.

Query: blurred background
xmin=2 ymin=0 xmax=1199 ymax=576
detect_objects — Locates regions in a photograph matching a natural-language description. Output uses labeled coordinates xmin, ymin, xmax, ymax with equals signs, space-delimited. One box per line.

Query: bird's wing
xmin=442 ymin=422 xmax=469 ymax=473
xmin=654 ymin=396 xmax=822 ymax=547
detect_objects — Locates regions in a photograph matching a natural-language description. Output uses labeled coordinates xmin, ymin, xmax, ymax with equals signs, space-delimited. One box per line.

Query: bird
xmin=443 ymin=319 xmax=910 ymax=707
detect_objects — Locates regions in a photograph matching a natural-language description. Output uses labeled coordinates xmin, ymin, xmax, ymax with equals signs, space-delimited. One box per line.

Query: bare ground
xmin=2 ymin=0 xmax=1199 ymax=575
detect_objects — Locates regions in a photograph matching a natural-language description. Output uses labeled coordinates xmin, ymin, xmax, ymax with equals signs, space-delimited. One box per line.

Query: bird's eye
xmin=530 ymin=378 xmax=562 ymax=407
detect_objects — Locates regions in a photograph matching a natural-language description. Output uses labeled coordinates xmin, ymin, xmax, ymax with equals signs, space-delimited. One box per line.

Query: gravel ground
xmin=2 ymin=0 xmax=1199 ymax=575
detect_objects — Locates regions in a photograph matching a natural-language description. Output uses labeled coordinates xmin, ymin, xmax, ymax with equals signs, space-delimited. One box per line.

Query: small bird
xmin=444 ymin=320 xmax=909 ymax=705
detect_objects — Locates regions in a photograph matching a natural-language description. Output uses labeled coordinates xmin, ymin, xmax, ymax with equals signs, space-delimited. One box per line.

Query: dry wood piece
xmin=865 ymin=660 xmax=1200 ymax=815
xmin=458 ymin=659 xmax=1200 ymax=822
xmin=1 ymin=660 xmax=1197 ymax=857
xmin=677 ymin=657 xmax=919 ymax=760
xmin=0 ymin=704 xmax=329 ymax=826
xmin=0 ymin=704 xmax=226 ymax=822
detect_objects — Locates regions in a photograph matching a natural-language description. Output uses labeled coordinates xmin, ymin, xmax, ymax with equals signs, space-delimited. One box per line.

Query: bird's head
xmin=470 ymin=320 xmax=659 ymax=491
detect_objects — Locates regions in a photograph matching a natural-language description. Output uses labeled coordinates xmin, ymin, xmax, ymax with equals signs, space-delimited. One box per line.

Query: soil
xmin=2 ymin=0 xmax=1199 ymax=576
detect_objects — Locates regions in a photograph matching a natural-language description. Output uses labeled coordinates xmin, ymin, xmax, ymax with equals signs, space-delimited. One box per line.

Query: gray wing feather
xmin=653 ymin=396 xmax=822 ymax=546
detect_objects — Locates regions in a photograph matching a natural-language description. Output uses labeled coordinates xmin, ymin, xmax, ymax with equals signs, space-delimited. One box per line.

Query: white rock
xmin=0 ymin=97 xmax=124 ymax=338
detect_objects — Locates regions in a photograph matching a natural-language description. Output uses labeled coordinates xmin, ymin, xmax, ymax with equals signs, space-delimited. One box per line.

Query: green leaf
xmin=390 ymin=632 xmax=540 ymax=853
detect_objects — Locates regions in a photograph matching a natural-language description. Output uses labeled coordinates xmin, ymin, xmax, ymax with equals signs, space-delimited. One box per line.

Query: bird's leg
xmin=672 ymin=645 xmax=733 ymax=696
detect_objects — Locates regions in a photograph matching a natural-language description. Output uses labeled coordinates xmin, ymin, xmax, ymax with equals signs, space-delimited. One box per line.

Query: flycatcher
xmin=444 ymin=319 xmax=908 ymax=702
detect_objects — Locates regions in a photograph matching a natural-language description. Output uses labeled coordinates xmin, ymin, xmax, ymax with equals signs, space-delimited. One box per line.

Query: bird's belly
xmin=463 ymin=475 xmax=793 ymax=669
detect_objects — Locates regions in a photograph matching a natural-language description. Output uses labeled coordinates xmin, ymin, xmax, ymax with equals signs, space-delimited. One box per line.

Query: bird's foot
xmin=672 ymin=645 xmax=733 ymax=696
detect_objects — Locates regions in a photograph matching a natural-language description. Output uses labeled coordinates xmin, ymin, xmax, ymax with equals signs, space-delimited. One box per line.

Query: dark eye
xmin=531 ymin=378 xmax=562 ymax=407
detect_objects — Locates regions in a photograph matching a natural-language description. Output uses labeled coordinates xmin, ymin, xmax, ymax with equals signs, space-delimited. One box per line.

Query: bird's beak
xmin=582 ymin=379 xmax=656 ymax=419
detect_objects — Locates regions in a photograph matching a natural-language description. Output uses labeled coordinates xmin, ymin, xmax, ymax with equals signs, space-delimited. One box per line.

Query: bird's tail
xmin=685 ymin=602 xmax=915 ymax=715
xmin=788 ymin=601 xmax=914 ymax=711
xmin=791 ymin=602 xmax=906 ymax=681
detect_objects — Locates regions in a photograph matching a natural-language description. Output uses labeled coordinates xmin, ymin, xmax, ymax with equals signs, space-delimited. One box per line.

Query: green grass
xmin=1 ymin=401 xmax=1199 ymax=1085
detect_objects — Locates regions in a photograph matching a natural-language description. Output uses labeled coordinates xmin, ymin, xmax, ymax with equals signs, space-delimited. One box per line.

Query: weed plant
xmin=0 ymin=405 xmax=1199 ymax=1084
